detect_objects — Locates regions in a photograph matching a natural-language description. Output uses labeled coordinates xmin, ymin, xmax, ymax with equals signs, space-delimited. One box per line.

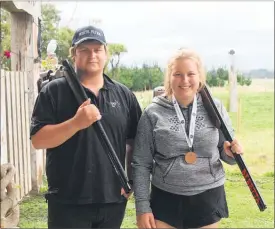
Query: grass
xmin=18 ymin=79 xmax=274 ymax=228
xmin=18 ymin=173 xmax=274 ymax=228
xmin=220 ymin=173 xmax=274 ymax=229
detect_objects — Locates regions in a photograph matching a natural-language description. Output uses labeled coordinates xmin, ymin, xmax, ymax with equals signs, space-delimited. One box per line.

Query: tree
xmin=41 ymin=4 xmax=61 ymax=59
xmin=56 ymin=27 xmax=74 ymax=62
xmin=244 ymin=77 xmax=252 ymax=86
xmin=150 ymin=63 xmax=164 ymax=89
xmin=0 ymin=9 xmax=11 ymax=70
xmin=216 ymin=67 xmax=228 ymax=81
xmin=107 ymin=43 xmax=127 ymax=80
xmin=206 ymin=67 xmax=252 ymax=87
xmin=237 ymin=73 xmax=252 ymax=86
xmin=206 ymin=69 xmax=219 ymax=86
xmin=0 ymin=9 xmax=11 ymax=52
xmin=119 ymin=66 xmax=134 ymax=89
xmin=237 ymin=73 xmax=245 ymax=86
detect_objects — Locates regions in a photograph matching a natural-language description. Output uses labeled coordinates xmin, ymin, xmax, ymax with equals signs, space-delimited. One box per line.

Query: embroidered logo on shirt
xmin=168 ymin=115 xmax=206 ymax=132
xmin=109 ymin=101 xmax=120 ymax=108
xmin=168 ymin=115 xmax=181 ymax=132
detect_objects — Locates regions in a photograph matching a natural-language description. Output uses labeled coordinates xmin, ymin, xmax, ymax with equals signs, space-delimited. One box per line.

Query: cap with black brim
xmin=74 ymin=37 xmax=107 ymax=46
xmin=71 ymin=25 xmax=107 ymax=47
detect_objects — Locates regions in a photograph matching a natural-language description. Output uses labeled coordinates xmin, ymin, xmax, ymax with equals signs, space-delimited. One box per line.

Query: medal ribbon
xmin=172 ymin=94 xmax=197 ymax=151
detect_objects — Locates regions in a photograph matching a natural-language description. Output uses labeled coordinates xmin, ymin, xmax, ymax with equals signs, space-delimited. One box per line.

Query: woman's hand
xmin=137 ymin=213 xmax=156 ymax=229
xmin=223 ymin=139 xmax=244 ymax=158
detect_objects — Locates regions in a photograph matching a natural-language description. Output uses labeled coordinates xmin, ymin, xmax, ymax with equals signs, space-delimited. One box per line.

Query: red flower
xmin=4 ymin=50 xmax=11 ymax=59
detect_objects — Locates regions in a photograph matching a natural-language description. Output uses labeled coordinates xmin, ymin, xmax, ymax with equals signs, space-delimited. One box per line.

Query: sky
xmin=46 ymin=1 xmax=274 ymax=72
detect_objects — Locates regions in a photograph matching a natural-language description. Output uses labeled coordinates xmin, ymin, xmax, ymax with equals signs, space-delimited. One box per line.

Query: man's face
xmin=74 ymin=40 xmax=107 ymax=75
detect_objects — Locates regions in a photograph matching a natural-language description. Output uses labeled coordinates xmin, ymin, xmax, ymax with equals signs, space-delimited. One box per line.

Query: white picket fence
xmin=1 ymin=69 xmax=45 ymax=200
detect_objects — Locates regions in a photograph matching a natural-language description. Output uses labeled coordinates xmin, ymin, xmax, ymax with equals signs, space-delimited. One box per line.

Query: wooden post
xmin=237 ymin=97 xmax=242 ymax=133
xmin=1 ymin=70 xmax=8 ymax=164
xmin=228 ymin=49 xmax=238 ymax=112
xmin=31 ymin=15 xmax=44 ymax=194
xmin=10 ymin=4 xmax=42 ymax=193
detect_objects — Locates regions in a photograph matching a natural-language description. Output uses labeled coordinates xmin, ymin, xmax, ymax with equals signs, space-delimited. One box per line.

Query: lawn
xmin=18 ymin=79 xmax=274 ymax=228
xmin=18 ymin=173 xmax=274 ymax=228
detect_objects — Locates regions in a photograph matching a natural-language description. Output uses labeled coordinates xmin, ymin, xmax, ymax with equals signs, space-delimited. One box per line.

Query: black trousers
xmin=47 ymin=198 xmax=127 ymax=229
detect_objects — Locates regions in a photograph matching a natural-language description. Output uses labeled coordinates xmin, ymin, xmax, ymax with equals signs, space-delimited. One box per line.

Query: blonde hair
xmin=69 ymin=46 xmax=76 ymax=60
xmin=164 ymin=48 xmax=206 ymax=98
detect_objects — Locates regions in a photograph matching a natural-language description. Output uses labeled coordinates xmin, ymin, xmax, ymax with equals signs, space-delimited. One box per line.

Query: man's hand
xmin=121 ymin=188 xmax=133 ymax=199
xmin=72 ymin=98 xmax=101 ymax=131
xmin=137 ymin=213 xmax=156 ymax=229
xmin=223 ymin=139 xmax=244 ymax=158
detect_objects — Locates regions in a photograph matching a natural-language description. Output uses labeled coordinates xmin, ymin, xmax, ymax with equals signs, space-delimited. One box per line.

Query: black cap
xmin=72 ymin=25 xmax=107 ymax=47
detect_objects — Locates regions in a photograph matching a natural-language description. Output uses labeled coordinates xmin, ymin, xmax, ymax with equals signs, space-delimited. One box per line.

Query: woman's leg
xmin=185 ymin=185 xmax=228 ymax=229
xmin=155 ymin=219 xmax=175 ymax=228
xmin=150 ymin=185 xmax=181 ymax=228
xmin=201 ymin=222 xmax=219 ymax=228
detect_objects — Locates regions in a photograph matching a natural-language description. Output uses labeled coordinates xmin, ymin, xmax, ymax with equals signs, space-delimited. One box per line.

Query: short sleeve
xmin=30 ymin=87 xmax=57 ymax=138
xmin=127 ymin=92 xmax=142 ymax=139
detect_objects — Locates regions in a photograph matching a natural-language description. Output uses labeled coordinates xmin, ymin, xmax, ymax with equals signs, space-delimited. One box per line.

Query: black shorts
xmin=47 ymin=197 xmax=127 ymax=228
xmin=150 ymin=185 xmax=229 ymax=228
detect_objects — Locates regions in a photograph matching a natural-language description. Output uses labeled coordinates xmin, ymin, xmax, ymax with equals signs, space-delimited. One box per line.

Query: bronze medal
xmin=185 ymin=152 xmax=197 ymax=164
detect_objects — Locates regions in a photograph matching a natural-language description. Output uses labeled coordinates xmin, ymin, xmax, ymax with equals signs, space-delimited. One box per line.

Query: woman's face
xmin=170 ymin=58 xmax=200 ymax=102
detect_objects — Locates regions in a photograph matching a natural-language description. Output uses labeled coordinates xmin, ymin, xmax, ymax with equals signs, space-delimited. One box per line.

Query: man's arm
xmin=31 ymin=87 xmax=100 ymax=150
xmin=31 ymin=118 xmax=79 ymax=149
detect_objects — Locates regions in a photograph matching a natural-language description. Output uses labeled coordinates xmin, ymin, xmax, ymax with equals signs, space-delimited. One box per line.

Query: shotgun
xmin=200 ymin=84 xmax=267 ymax=212
xmin=62 ymin=59 xmax=132 ymax=194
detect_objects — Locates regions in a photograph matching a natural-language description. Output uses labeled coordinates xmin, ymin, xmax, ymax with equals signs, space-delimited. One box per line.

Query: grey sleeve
xmin=132 ymin=110 xmax=154 ymax=214
xmin=218 ymin=101 xmax=236 ymax=165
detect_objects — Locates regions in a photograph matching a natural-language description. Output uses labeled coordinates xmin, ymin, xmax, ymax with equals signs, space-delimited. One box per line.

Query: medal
xmin=172 ymin=94 xmax=198 ymax=164
xmin=185 ymin=151 xmax=197 ymax=164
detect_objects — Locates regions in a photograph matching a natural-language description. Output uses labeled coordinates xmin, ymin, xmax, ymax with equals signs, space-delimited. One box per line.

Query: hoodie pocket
xmin=162 ymin=155 xmax=215 ymax=187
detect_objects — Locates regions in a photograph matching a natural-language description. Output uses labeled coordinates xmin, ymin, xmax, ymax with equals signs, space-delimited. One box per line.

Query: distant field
xmin=134 ymin=78 xmax=274 ymax=109
xmin=210 ymin=78 xmax=274 ymax=94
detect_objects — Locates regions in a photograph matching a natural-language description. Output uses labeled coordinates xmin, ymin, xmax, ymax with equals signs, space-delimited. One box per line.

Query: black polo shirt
xmin=30 ymin=74 xmax=142 ymax=204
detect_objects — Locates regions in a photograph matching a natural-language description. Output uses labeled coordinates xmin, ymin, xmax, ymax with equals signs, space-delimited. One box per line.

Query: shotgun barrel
xmin=200 ymin=85 xmax=267 ymax=212
xmin=62 ymin=59 xmax=132 ymax=194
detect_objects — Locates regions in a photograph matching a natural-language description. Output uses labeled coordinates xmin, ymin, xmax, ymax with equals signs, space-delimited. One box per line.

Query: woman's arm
xmin=132 ymin=110 xmax=155 ymax=214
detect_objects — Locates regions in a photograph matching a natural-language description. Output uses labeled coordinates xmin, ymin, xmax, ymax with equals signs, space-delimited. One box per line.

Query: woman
xmin=132 ymin=48 xmax=243 ymax=229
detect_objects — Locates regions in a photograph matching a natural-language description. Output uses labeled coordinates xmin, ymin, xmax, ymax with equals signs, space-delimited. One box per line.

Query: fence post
xmin=237 ymin=97 xmax=242 ymax=133
xmin=1 ymin=70 xmax=8 ymax=164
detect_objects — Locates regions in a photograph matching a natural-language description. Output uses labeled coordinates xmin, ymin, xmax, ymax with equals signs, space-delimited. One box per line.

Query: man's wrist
xmin=128 ymin=180 xmax=133 ymax=186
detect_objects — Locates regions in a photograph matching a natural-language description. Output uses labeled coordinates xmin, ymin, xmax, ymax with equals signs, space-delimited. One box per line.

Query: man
xmin=30 ymin=25 xmax=142 ymax=228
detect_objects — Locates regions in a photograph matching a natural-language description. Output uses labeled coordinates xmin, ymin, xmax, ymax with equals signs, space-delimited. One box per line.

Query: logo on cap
xmin=79 ymin=29 xmax=102 ymax=37
xmin=72 ymin=25 xmax=106 ymax=46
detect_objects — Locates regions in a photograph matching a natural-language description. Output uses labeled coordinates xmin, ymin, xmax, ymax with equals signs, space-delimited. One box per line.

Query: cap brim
xmin=73 ymin=37 xmax=106 ymax=46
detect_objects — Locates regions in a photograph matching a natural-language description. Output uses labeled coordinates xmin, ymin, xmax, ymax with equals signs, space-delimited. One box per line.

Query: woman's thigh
xmin=155 ymin=219 xmax=175 ymax=228
xmin=184 ymin=185 xmax=228 ymax=228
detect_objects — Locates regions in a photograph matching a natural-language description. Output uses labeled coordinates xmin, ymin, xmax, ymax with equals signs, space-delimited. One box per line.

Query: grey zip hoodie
xmin=132 ymin=93 xmax=236 ymax=214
